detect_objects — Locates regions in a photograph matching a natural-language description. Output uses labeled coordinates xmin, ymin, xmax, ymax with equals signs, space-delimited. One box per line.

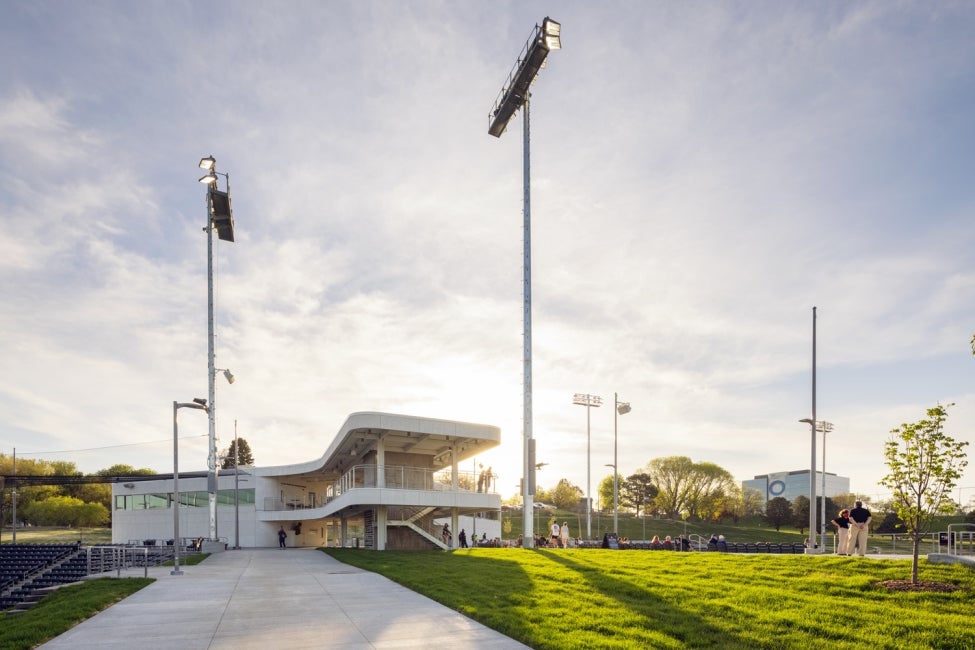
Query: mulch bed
xmin=877 ymin=580 xmax=963 ymax=592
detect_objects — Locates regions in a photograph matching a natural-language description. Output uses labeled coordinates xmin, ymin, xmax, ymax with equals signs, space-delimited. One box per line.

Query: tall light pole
xmin=487 ymin=17 xmax=561 ymax=548
xmin=799 ymin=306 xmax=820 ymax=554
xmin=574 ymin=393 xmax=602 ymax=540
xmin=819 ymin=421 xmax=833 ymax=550
xmin=613 ymin=395 xmax=631 ymax=534
xmin=173 ymin=398 xmax=208 ymax=575
xmin=198 ymin=157 xmax=235 ymax=541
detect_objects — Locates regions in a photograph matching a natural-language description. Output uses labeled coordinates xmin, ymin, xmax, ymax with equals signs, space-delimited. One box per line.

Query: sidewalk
xmin=39 ymin=548 xmax=530 ymax=650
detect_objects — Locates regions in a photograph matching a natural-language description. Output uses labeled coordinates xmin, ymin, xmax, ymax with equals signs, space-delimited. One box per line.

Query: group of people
xmin=549 ymin=520 xmax=572 ymax=548
xmin=829 ymin=500 xmax=872 ymax=556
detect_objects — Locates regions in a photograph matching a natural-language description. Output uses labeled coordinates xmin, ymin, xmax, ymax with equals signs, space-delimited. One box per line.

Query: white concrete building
xmin=742 ymin=469 xmax=850 ymax=505
xmin=112 ymin=412 xmax=502 ymax=550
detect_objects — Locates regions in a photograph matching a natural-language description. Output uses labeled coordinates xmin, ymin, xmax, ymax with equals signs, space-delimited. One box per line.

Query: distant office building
xmin=742 ymin=470 xmax=850 ymax=504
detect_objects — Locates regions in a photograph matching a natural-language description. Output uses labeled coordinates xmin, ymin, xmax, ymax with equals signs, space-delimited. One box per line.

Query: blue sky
xmin=2 ymin=1 xmax=974 ymax=507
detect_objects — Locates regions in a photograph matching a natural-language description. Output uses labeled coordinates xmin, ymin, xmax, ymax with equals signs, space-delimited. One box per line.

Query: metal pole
xmin=206 ymin=189 xmax=218 ymax=542
xmin=522 ymin=98 xmax=534 ymax=548
xmin=821 ymin=427 xmax=827 ymax=551
xmin=613 ymin=393 xmax=619 ymax=534
xmin=11 ymin=448 xmax=16 ymax=545
xmin=234 ymin=420 xmax=240 ymax=549
xmin=586 ymin=403 xmax=592 ymax=540
xmin=172 ymin=402 xmax=183 ymax=575
xmin=808 ymin=306 xmax=818 ymax=553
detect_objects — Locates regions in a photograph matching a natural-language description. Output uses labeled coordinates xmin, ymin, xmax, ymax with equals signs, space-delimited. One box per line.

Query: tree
xmin=597 ymin=473 xmax=622 ymax=514
xmin=792 ymin=495 xmax=810 ymax=535
xmin=765 ymin=497 xmax=792 ymax=531
xmin=221 ymin=438 xmax=255 ymax=469
xmin=880 ymin=404 xmax=969 ymax=584
xmin=620 ymin=472 xmax=657 ymax=516
xmin=875 ymin=511 xmax=906 ymax=535
xmin=550 ymin=478 xmax=584 ymax=511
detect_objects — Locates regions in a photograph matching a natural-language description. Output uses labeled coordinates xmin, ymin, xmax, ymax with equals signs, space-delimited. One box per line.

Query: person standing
xmin=458 ymin=528 xmax=468 ymax=548
xmin=278 ymin=526 xmax=287 ymax=549
xmin=550 ymin=520 xmax=561 ymax=547
xmin=441 ymin=523 xmax=451 ymax=546
xmin=831 ymin=509 xmax=851 ymax=555
xmin=560 ymin=521 xmax=570 ymax=548
xmin=847 ymin=501 xmax=872 ymax=556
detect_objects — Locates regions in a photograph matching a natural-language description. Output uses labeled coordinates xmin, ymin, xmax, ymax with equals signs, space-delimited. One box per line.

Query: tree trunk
xmin=911 ymin=535 xmax=920 ymax=584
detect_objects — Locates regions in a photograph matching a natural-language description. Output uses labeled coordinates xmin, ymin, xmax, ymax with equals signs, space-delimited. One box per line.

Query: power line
xmin=7 ymin=434 xmax=207 ymax=457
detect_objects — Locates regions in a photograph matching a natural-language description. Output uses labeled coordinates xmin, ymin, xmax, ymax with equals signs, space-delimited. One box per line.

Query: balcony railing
xmin=262 ymin=465 xmax=496 ymax=512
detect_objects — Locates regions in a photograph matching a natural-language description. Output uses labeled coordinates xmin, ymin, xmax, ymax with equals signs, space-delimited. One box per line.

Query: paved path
xmin=39 ymin=548 xmax=530 ymax=650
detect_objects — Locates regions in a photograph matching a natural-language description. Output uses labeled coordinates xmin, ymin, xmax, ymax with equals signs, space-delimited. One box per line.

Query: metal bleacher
xmin=1 ymin=544 xmax=89 ymax=613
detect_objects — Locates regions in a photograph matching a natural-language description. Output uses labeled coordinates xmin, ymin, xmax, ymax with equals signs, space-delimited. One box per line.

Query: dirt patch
xmin=877 ymin=580 xmax=963 ymax=593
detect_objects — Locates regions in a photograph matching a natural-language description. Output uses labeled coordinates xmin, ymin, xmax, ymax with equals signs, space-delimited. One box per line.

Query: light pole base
xmin=170 ymin=569 xmax=184 ymax=576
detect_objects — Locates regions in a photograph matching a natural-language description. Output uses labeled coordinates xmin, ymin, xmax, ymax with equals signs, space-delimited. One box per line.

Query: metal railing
xmin=263 ymin=465 xmax=491 ymax=512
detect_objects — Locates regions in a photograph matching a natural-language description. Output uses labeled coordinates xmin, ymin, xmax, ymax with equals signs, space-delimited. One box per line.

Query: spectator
xmin=550 ymin=520 xmax=561 ymax=547
xmin=831 ymin=509 xmax=851 ymax=555
xmin=459 ymin=528 xmax=468 ymax=548
xmin=560 ymin=521 xmax=570 ymax=548
xmin=717 ymin=534 xmax=728 ymax=552
xmin=651 ymin=535 xmax=662 ymax=549
xmin=278 ymin=526 xmax=287 ymax=549
xmin=442 ymin=523 xmax=452 ymax=546
xmin=708 ymin=534 xmax=719 ymax=550
xmin=847 ymin=500 xmax=872 ymax=556
xmin=663 ymin=535 xmax=674 ymax=550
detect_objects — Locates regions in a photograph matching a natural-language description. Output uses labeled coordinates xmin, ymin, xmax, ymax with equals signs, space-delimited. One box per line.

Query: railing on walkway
xmin=88 ymin=546 xmax=152 ymax=578
xmin=263 ymin=465 xmax=494 ymax=512
xmin=945 ymin=524 xmax=975 ymax=556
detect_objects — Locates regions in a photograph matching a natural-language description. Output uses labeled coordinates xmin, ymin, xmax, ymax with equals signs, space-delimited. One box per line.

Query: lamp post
xmin=173 ymin=398 xmax=208 ymax=575
xmin=819 ymin=421 xmax=833 ymax=550
xmin=488 ymin=17 xmax=561 ymax=549
xmin=198 ymin=156 xmax=236 ymax=542
xmin=798 ymin=306 xmax=820 ymax=554
xmin=573 ymin=393 xmax=602 ymax=540
xmin=613 ymin=395 xmax=631 ymax=534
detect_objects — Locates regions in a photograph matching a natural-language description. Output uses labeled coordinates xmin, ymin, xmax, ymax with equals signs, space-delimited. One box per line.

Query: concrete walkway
xmin=39 ymin=548 xmax=530 ymax=650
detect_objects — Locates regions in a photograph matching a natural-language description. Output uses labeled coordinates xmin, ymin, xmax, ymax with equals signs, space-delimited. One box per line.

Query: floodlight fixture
xmin=617 ymin=402 xmax=631 ymax=415
xmin=542 ymin=18 xmax=561 ymax=50
xmin=199 ymin=156 xmax=216 ymax=171
xmin=192 ymin=397 xmax=208 ymax=407
xmin=216 ymin=368 xmax=235 ymax=384
xmin=487 ymin=16 xmax=562 ymax=137
xmin=198 ymin=172 xmax=217 ymax=185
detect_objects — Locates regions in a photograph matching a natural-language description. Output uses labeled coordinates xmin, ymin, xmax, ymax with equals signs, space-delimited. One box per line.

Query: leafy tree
xmin=221 ymin=438 xmax=255 ymax=468
xmin=792 ymin=495 xmax=810 ymax=535
xmin=875 ymin=511 xmax=906 ymax=535
xmin=880 ymin=404 xmax=969 ymax=584
xmin=620 ymin=472 xmax=657 ymax=516
xmin=598 ymin=473 xmax=622 ymax=514
xmin=648 ymin=456 xmax=695 ymax=517
xmin=764 ymin=497 xmax=792 ymax=531
xmin=549 ymin=478 xmax=584 ymax=511
xmin=97 ymin=464 xmax=156 ymax=478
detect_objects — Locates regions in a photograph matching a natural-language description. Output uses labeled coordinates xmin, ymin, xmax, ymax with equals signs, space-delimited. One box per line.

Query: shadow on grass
xmin=325 ymin=548 xmax=538 ymax=644
xmin=537 ymin=549 xmax=743 ymax=648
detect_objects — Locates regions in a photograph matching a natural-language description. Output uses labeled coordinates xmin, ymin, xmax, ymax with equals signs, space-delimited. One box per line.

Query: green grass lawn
xmin=0 ymin=526 xmax=112 ymax=546
xmin=325 ymin=548 xmax=975 ymax=649
xmin=0 ymin=578 xmax=153 ymax=649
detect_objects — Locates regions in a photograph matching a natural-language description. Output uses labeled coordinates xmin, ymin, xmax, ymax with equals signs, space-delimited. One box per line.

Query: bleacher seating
xmin=1 ymin=544 xmax=88 ymax=612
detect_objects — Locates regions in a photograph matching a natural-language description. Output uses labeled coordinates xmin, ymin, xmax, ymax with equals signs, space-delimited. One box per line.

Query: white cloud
xmin=2 ymin=2 xmax=975 ymax=507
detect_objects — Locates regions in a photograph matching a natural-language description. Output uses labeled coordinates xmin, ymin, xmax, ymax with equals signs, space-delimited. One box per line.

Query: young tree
xmin=765 ymin=497 xmax=792 ymax=531
xmin=880 ymin=404 xmax=969 ymax=584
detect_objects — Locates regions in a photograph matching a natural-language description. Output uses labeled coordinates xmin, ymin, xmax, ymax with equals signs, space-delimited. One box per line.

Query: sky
xmin=2 ymin=1 xmax=975 ymax=508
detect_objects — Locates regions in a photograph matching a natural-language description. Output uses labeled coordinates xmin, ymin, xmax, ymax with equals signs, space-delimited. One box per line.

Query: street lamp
xmin=173 ymin=398 xmax=208 ymax=575
xmin=613 ymin=395 xmax=631 ymax=535
xmin=198 ymin=155 xmax=236 ymax=541
xmin=488 ymin=17 xmax=561 ymax=549
xmin=798 ymin=306 xmax=821 ymax=554
xmin=573 ymin=393 xmax=601 ymax=540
